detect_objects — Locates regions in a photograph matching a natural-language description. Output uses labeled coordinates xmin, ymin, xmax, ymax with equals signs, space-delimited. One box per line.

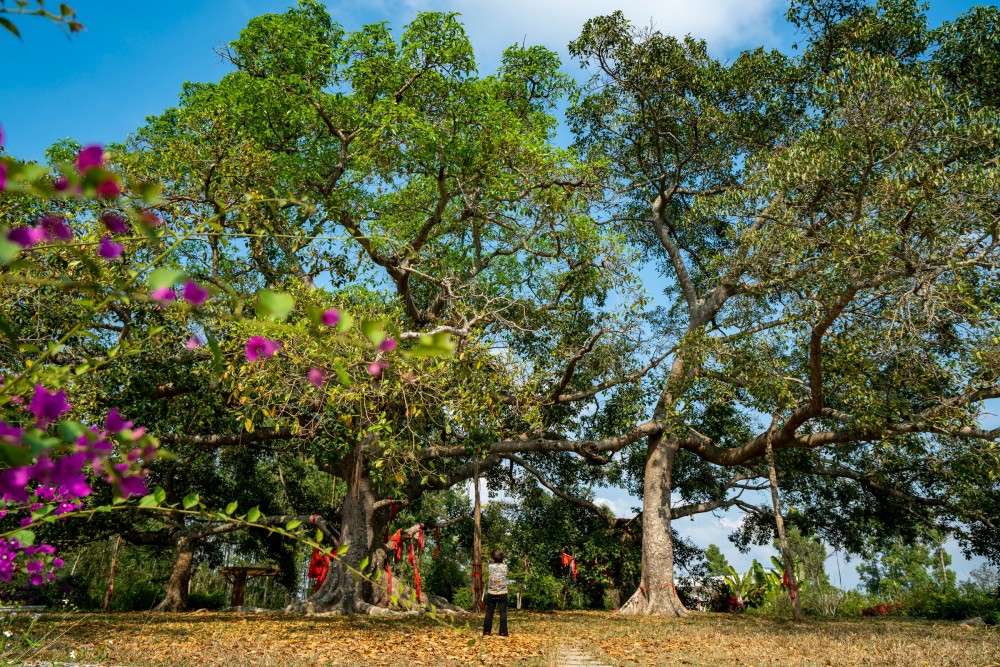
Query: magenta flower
xmin=245 ymin=336 xmax=280 ymax=362
xmin=53 ymin=175 xmax=69 ymax=192
xmin=150 ymin=287 xmax=176 ymax=303
xmin=97 ymin=235 xmax=123 ymax=260
xmin=117 ymin=475 xmax=147 ymax=498
xmin=8 ymin=226 xmax=46 ymax=248
xmin=320 ymin=309 xmax=341 ymax=327
xmin=181 ymin=280 xmax=209 ymax=306
xmin=378 ymin=338 xmax=396 ymax=353
xmin=308 ymin=368 xmax=325 ymax=387
xmin=0 ymin=163 xmax=6 ymax=192
xmin=28 ymin=385 xmax=71 ymax=427
xmin=0 ymin=467 xmax=31 ymax=503
xmin=105 ymin=408 xmax=134 ymax=433
xmin=186 ymin=336 xmax=204 ymax=350
xmin=96 ymin=179 xmax=121 ymax=199
xmin=100 ymin=212 xmax=129 ymax=235
xmin=367 ymin=361 xmax=386 ymax=376
xmin=139 ymin=211 xmax=162 ymax=228
xmin=39 ymin=216 xmax=73 ymax=242
xmin=76 ymin=145 xmax=105 ymax=172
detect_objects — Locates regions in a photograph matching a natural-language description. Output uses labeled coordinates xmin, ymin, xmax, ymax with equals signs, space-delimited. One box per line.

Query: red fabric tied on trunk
xmin=386 ymin=563 xmax=393 ymax=600
xmin=561 ymin=551 xmax=571 ymax=567
xmin=417 ymin=524 xmax=425 ymax=553
xmin=407 ymin=541 xmax=415 ymax=565
xmin=571 ymin=558 xmax=578 ymax=581
xmin=308 ymin=548 xmax=331 ymax=592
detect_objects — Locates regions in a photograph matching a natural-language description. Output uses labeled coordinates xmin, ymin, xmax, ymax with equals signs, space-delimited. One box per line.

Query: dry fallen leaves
xmin=1 ymin=610 xmax=997 ymax=667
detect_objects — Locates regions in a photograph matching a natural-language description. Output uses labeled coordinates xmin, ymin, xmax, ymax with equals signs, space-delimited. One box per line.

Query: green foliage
xmin=521 ymin=572 xmax=563 ymax=611
xmin=704 ymin=544 xmax=730 ymax=577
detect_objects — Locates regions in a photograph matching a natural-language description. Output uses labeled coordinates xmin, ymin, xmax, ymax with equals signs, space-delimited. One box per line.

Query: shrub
xmin=522 ymin=573 xmax=563 ymax=611
xmin=862 ymin=602 xmax=903 ymax=617
xmin=187 ymin=591 xmax=227 ymax=610
xmin=451 ymin=587 xmax=473 ymax=611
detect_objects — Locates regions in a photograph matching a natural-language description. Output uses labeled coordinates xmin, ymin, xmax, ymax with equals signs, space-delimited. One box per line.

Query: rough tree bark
xmin=619 ymin=435 xmax=688 ymax=617
xmin=154 ymin=535 xmax=196 ymax=612
xmin=764 ymin=416 xmax=803 ymax=622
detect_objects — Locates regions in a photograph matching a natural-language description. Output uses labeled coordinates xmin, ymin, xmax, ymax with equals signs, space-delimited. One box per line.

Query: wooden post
xmin=263 ymin=574 xmax=270 ymax=607
xmin=231 ymin=571 xmax=248 ymax=607
xmin=765 ymin=415 xmax=803 ymax=622
xmin=103 ymin=535 xmax=122 ymax=611
xmin=472 ymin=461 xmax=484 ymax=612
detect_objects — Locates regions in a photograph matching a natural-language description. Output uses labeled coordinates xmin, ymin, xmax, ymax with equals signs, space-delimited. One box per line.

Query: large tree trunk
xmin=765 ymin=417 xmax=804 ymax=622
xmin=619 ymin=436 xmax=687 ymax=617
xmin=154 ymin=535 xmax=196 ymax=612
xmin=288 ymin=449 xmax=389 ymax=614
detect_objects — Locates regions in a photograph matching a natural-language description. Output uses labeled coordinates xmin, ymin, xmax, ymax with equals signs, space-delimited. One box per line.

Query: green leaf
xmin=254 ymin=290 xmax=295 ymax=321
xmin=0 ymin=17 xmax=21 ymax=39
xmin=153 ymin=486 xmax=166 ymax=504
xmin=0 ymin=232 xmax=20 ymax=266
xmin=9 ymin=530 xmax=34 ymax=547
xmin=360 ymin=319 xmax=386 ymax=346
xmin=225 ymin=501 xmax=238 ymax=515
xmin=139 ymin=493 xmax=159 ymax=508
xmin=336 ymin=312 xmax=354 ymax=333
xmin=334 ymin=360 xmax=350 ymax=386
xmin=182 ymin=493 xmax=200 ymax=509
xmin=315 ymin=528 xmax=323 ymax=542
xmin=336 ymin=544 xmax=349 ymax=556
xmin=285 ymin=519 xmax=301 ymax=530
xmin=147 ymin=268 xmax=183 ymax=291
xmin=247 ymin=507 xmax=261 ymax=522
xmin=0 ymin=442 xmax=33 ymax=467
xmin=360 ymin=557 xmax=369 ymax=571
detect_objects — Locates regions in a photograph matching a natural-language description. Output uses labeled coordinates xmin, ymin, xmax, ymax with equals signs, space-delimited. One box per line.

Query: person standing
xmin=483 ymin=548 xmax=509 ymax=636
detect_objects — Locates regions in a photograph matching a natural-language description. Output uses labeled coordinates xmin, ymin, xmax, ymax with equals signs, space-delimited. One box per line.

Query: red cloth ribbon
xmin=571 ymin=558 xmax=578 ymax=582
xmin=308 ymin=548 xmax=331 ymax=592
xmin=407 ymin=541 xmax=415 ymax=565
xmin=418 ymin=524 xmax=425 ymax=553
xmin=561 ymin=551 xmax=571 ymax=567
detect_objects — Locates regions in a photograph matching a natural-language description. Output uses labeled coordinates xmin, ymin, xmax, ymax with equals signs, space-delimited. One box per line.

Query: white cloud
xmin=332 ymin=0 xmax=784 ymax=66
xmin=414 ymin=0 xmax=783 ymax=56
xmin=594 ymin=496 xmax=637 ymax=519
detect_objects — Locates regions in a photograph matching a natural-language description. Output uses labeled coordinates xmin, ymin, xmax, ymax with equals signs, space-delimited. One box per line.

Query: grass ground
xmin=1 ymin=609 xmax=997 ymax=667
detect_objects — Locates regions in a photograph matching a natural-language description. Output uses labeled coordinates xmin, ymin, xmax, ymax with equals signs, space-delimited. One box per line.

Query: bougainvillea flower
xmin=139 ymin=211 xmax=162 ymax=228
xmin=75 ymin=145 xmax=105 ymax=172
xmin=320 ymin=309 xmax=340 ymax=327
xmin=97 ymin=236 xmax=123 ymax=260
xmin=245 ymin=337 xmax=280 ymax=362
xmin=53 ymin=175 xmax=69 ymax=192
xmin=181 ymin=280 xmax=209 ymax=306
xmin=367 ymin=361 xmax=386 ymax=376
xmin=39 ymin=216 xmax=73 ymax=242
xmin=117 ymin=475 xmax=147 ymax=498
xmin=28 ymin=385 xmax=71 ymax=427
xmin=186 ymin=336 xmax=204 ymax=350
xmin=95 ymin=179 xmax=121 ymax=199
xmin=0 ymin=467 xmax=31 ymax=503
xmin=0 ymin=422 xmax=22 ymax=444
xmin=150 ymin=287 xmax=176 ymax=303
xmin=105 ymin=408 xmax=134 ymax=433
xmin=378 ymin=338 xmax=396 ymax=353
xmin=100 ymin=212 xmax=130 ymax=235
xmin=8 ymin=226 xmax=46 ymax=248
xmin=308 ymin=368 xmax=325 ymax=387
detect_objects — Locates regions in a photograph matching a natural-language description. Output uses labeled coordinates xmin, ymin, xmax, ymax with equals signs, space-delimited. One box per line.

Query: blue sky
xmin=2 ymin=0 xmax=992 ymax=588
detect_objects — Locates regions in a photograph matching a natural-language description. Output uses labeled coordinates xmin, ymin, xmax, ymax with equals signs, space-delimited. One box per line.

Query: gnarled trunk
xmin=619 ymin=435 xmax=687 ymax=617
xmin=154 ymin=535 xmax=196 ymax=612
xmin=288 ymin=450 xmax=386 ymax=614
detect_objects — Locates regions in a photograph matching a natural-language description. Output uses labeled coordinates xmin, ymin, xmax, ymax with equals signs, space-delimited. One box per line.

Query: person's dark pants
xmin=483 ymin=593 xmax=508 ymax=636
